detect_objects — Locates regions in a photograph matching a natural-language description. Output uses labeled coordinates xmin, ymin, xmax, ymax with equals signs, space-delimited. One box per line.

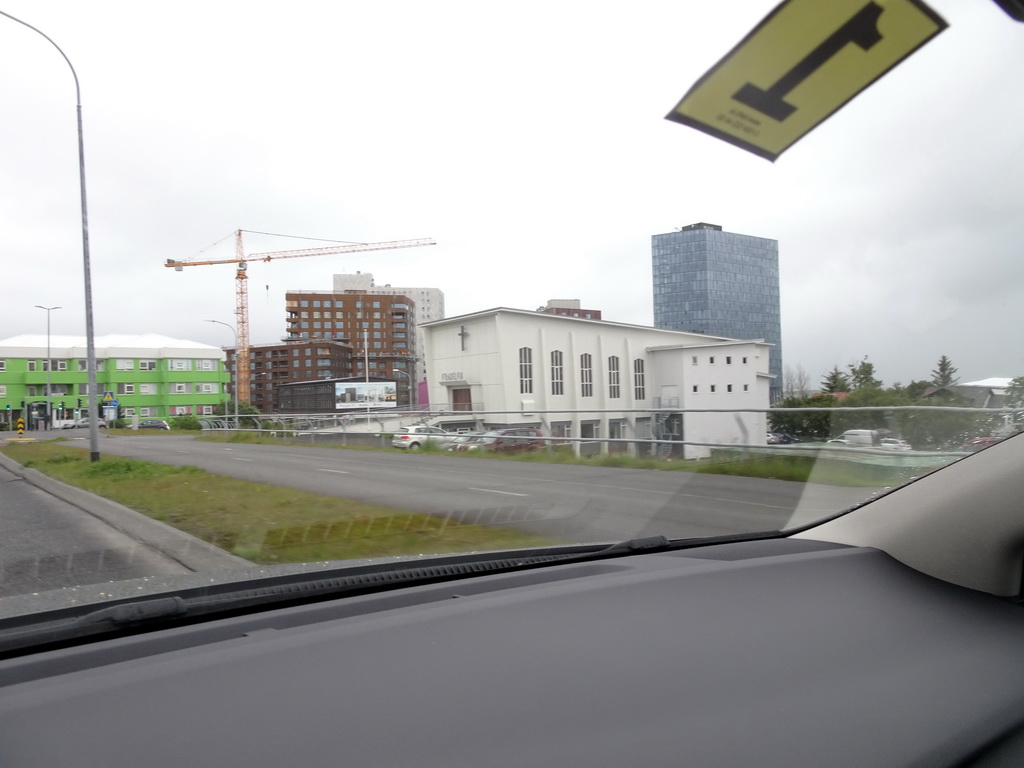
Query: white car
xmin=390 ymin=426 xmax=455 ymax=450
xmin=879 ymin=438 xmax=912 ymax=451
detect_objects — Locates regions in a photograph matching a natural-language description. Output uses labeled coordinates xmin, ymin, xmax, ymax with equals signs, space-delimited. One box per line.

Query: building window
xmin=743 ymin=357 xmax=748 ymax=364
xmin=691 ymin=356 xmax=698 ymax=365
xmin=139 ymin=360 xmax=157 ymax=371
xmin=551 ymin=350 xmax=564 ymax=395
xmin=200 ymin=405 xmax=213 ymax=415
xmin=633 ymin=359 xmax=646 ymax=400
xmin=116 ymin=359 xmax=134 ymax=371
xmin=0 ymin=360 xmax=5 ymax=371
xmin=116 ymin=383 xmax=135 ymax=395
xmin=519 ymin=347 xmax=533 ymax=394
xmin=172 ymin=406 xmax=193 ymax=415
xmin=172 ymin=383 xmax=191 ymax=394
xmin=744 ymin=384 xmax=749 ymax=392
xmin=710 ymin=385 xmax=717 ymax=393
xmin=692 ymin=385 xmax=698 ymax=393
xmin=580 ymin=353 xmax=593 ymax=397
xmin=727 ymin=384 xmax=733 ymax=392
xmin=196 ymin=359 xmax=216 ymax=371
xmin=197 ymin=383 xmax=219 ymax=393
xmin=709 ymin=356 xmax=716 ymax=365
xmin=608 ymin=356 xmax=620 ymax=399
xmin=726 ymin=356 xmax=732 ymax=365
xmin=0 ymin=385 xmax=5 ymax=397
xmin=139 ymin=383 xmax=157 ymax=395
xmin=27 ymin=361 xmax=36 ymax=372
xmin=168 ymin=359 xmax=193 ymax=371
xmin=139 ymin=407 xmax=155 ymax=417
xmin=27 ymin=386 xmax=38 ymax=397
xmin=124 ymin=408 xmax=135 ymax=417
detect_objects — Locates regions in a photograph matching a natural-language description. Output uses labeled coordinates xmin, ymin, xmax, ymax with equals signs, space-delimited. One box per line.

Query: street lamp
xmin=35 ymin=305 xmax=61 ymax=430
xmin=392 ymin=368 xmax=413 ymax=409
xmin=3 ymin=11 xmax=100 ymax=460
xmin=205 ymin=319 xmax=239 ymax=427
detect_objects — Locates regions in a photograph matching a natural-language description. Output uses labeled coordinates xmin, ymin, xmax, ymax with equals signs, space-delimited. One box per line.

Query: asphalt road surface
xmin=88 ymin=434 xmax=879 ymax=545
xmin=0 ymin=458 xmax=189 ymax=598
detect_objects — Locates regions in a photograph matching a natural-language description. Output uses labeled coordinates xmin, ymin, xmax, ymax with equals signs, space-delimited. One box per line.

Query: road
xmin=0 ymin=456 xmax=189 ymax=598
xmin=87 ymin=434 xmax=880 ymax=544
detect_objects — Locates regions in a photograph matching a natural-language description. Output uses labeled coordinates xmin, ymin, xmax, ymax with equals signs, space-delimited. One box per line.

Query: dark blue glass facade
xmin=652 ymin=223 xmax=782 ymax=400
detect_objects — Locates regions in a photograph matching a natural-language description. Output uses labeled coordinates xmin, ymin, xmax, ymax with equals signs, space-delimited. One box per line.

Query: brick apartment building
xmin=283 ymin=290 xmax=417 ymax=407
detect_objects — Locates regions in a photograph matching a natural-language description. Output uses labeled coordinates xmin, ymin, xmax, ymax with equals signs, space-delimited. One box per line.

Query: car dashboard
xmin=1 ymin=536 xmax=1023 ymax=767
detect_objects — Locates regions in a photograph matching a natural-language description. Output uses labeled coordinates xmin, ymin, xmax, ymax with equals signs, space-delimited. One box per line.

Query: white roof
xmin=0 ymin=333 xmax=224 ymax=359
xmin=960 ymin=378 xmax=1014 ymax=388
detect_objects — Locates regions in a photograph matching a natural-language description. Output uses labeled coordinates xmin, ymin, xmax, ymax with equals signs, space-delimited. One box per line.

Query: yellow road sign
xmin=665 ymin=0 xmax=947 ymax=161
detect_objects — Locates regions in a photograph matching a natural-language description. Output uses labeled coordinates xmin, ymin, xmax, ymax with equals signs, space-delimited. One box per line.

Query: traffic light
xmin=60 ymin=401 xmax=65 ymax=409
xmin=77 ymin=398 xmax=82 ymax=408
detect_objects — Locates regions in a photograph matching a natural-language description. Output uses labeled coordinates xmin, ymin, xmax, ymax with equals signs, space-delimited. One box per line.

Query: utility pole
xmin=2 ymin=10 xmax=100 ymax=458
xmin=205 ymin=319 xmax=239 ymax=427
xmin=35 ymin=305 xmax=61 ymax=430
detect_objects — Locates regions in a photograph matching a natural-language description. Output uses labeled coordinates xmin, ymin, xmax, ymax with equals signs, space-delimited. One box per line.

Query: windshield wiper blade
xmin=0 ymin=531 xmax=785 ymax=655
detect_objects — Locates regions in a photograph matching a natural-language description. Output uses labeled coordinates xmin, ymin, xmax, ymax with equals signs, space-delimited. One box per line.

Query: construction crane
xmin=165 ymin=230 xmax=435 ymax=403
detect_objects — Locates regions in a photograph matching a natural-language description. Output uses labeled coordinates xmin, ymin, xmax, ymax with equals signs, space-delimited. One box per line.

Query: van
xmin=834 ymin=429 xmax=882 ymax=447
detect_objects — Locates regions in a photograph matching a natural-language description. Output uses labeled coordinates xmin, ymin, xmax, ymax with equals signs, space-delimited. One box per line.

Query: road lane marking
xmin=316 ymin=469 xmax=349 ymax=474
xmin=468 ymin=488 xmax=529 ymax=497
xmin=233 ymin=458 xmax=253 ymax=462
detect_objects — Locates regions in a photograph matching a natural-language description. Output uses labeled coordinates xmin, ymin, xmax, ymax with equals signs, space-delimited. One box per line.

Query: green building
xmin=0 ymin=333 xmax=229 ymax=427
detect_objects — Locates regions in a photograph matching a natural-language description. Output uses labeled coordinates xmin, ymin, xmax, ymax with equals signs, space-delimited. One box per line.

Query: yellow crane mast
xmin=166 ymin=230 xmax=436 ymax=404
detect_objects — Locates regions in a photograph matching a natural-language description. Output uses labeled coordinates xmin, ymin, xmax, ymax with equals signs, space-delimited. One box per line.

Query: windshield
xmin=0 ymin=0 xmax=1021 ymax=618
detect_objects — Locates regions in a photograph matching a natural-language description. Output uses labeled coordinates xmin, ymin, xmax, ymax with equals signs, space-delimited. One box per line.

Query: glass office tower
xmin=652 ymin=222 xmax=782 ymax=401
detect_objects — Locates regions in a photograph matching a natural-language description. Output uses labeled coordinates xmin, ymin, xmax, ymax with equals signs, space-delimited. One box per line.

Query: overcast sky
xmin=0 ymin=0 xmax=1021 ymax=389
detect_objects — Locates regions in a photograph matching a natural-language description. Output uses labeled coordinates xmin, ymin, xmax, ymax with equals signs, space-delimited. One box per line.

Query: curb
xmin=0 ymin=451 xmax=250 ymax=573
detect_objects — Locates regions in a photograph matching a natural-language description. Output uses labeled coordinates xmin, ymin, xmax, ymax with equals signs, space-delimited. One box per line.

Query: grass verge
xmin=0 ymin=442 xmax=554 ymax=564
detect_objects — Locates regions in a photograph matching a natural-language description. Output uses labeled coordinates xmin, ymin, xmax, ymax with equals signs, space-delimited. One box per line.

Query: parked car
xmin=390 ymin=426 xmax=456 ymax=450
xmin=767 ymin=432 xmax=799 ymax=445
xmin=446 ymin=433 xmax=482 ymax=450
xmin=62 ymin=418 xmax=107 ymax=430
xmin=449 ymin=428 xmax=546 ymax=453
xmin=136 ymin=419 xmax=171 ymax=430
xmin=879 ymin=438 xmax=912 ymax=451
xmin=833 ymin=429 xmax=883 ymax=447
xmin=963 ymin=436 xmax=1002 ymax=452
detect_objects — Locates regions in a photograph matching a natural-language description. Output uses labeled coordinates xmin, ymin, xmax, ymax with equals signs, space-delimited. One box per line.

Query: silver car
xmin=390 ymin=426 xmax=455 ymax=450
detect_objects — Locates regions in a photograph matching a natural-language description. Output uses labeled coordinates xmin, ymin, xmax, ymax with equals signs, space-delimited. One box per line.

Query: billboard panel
xmin=334 ymin=382 xmax=397 ymax=410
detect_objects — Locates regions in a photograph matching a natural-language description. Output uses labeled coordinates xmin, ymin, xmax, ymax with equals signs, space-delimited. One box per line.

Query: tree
xmin=931 ymin=355 xmax=959 ymax=388
xmin=1003 ymin=377 xmax=1024 ymax=408
xmin=783 ymin=364 xmax=812 ymax=399
xmin=820 ymin=366 xmax=851 ymax=394
xmin=847 ymin=357 xmax=882 ymax=391
xmin=902 ymin=380 xmax=933 ymax=400
xmin=769 ymin=395 xmax=835 ymax=440
xmin=212 ymin=401 xmax=262 ymax=417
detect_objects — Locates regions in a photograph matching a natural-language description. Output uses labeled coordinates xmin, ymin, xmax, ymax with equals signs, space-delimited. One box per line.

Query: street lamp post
xmin=3 ymin=11 xmax=100 ymax=459
xmin=205 ymin=319 xmax=239 ymax=427
xmin=392 ymin=368 xmax=412 ymax=410
xmin=35 ymin=305 xmax=61 ymax=430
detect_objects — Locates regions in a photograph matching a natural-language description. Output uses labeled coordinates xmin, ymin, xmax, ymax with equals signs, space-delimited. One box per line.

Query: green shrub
xmin=171 ymin=414 xmax=203 ymax=430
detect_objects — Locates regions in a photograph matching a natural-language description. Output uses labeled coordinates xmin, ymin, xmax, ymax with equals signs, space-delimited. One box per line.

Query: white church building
xmin=420 ymin=308 xmax=773 ymax=458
